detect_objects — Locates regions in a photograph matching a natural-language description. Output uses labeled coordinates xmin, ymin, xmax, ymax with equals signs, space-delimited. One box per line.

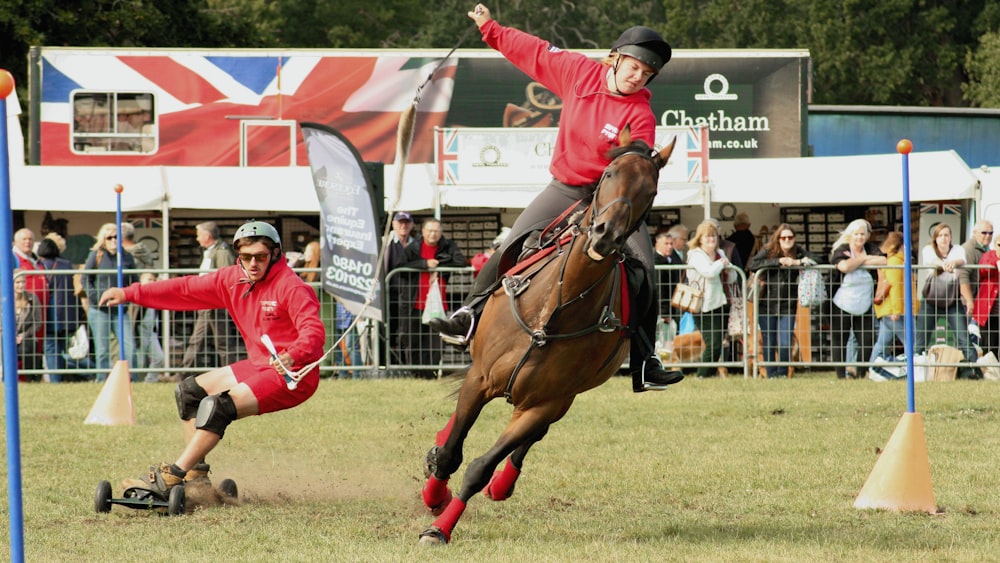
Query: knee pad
xmin=175 ymin=377 xmax=208 ymax=420
xmin=195 ymin=392 xmax=238 ymax=439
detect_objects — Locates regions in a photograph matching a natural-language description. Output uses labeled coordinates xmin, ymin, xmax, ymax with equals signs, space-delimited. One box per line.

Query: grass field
xmin=2 ymin=371 xmax=1000 ymax=562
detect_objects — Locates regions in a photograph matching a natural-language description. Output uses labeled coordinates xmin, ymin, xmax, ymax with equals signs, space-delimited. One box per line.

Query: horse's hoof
xmin=423 ymin=446 xmax=439 ymax=478
xmin=418 ymin=526 xmax=449 ymax=545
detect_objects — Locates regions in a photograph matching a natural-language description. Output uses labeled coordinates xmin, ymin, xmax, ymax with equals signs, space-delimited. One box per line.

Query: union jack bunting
xmin=686 ymin=126 xmax=710 ymax=182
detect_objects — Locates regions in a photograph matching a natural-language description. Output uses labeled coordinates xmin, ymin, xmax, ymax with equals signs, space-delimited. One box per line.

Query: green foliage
xmin=964 ymin=31 xmax=1000 ymax=108
xmin=0 ymin=0 xmax=997 ymax=106
xmin=4 ymin=375 xmax=1000 ymax=559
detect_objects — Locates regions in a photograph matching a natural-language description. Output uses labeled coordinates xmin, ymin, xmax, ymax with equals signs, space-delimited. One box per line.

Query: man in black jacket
xmin=384 ymin=211 xmax=416 ymax=370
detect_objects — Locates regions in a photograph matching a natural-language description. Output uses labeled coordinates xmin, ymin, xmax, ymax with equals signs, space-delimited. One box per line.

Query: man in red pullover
xmin=432 ymin=4 xmax=682 ymax=392
xmin=100 ymin=220 xmax=325 ymax=494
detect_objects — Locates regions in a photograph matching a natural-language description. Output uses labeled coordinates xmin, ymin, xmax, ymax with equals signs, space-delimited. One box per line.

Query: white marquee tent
xmin=710 ymin=150 xmax=979 ymax=205
xmin=8 ymin=150 xmax=981 ymax=214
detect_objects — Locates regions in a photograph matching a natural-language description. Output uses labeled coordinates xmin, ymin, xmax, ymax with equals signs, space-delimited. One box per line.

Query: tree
xmin=964 ymin=31 xmax=1000 ymax=108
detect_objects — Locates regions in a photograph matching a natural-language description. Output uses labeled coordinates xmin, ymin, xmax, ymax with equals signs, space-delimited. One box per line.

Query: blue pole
xmin=115 ymin=185 xmax=125 ymax=361
xmin=0 ymin=69 xmax=27 ymax=563
xmin=899 ymin=140 xmax=916 ymax=413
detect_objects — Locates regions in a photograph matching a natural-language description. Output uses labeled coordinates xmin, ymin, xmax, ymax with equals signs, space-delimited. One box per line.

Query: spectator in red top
xmin=431 ymin=4 xmax=681 ymax=392
xmin=13 ymin=228 xmax=48 ymax=363
xmin=12 ymin=228 xmax=49 ymax=306
xmin=401 ymin=218 xmax=467 ymax=377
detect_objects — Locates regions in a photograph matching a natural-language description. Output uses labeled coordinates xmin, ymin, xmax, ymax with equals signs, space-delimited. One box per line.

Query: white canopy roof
xmin=8 ymin=151 xmax=981 ymax=213
xmin=11 ymin=165 xmax=319 ymax=212
xmin=710 ymin=150 xmax=979 ymax=204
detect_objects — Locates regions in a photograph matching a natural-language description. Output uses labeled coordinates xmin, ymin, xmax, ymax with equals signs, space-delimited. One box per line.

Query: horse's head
xmin=584 ymin=128 xmax=676 ymax=261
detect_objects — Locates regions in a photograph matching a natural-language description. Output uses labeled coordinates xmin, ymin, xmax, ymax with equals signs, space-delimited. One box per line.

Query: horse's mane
xmin=606 ymin=139 xmax=653 ymax=160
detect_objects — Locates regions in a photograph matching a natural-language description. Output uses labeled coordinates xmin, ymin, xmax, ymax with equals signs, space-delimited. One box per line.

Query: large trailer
xmin=28 ymin=46 xmax=810 ymax=168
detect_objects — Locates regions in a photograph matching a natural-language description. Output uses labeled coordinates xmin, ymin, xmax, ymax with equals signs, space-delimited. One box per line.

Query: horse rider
xmin=431 ymin=4 xmax=683 ymax=392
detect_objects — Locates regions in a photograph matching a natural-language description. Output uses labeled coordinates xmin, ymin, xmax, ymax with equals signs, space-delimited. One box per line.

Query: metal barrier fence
xmin=6 ymin=263 xmax=998 ymax=382
xmin=652 ymin=264 xmax=750 ymax=377
xmin=742 ymin=263 xmax=996 ymax=379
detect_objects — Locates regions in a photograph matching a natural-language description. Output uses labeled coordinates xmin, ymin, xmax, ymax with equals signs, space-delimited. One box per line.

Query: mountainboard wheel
xmin=167 ymin=484 xmax=185 ymax=515
xmin=95 ymin=480 xmax=113 ymax=513
xmin=218 ymin=478 xmax=238 ymax=499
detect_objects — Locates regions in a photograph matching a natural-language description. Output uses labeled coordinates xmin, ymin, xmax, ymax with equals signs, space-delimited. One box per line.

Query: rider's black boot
xmin=630 ymin=317 xmax=683 ymax=392
xmin=429 ymin=306 xmax=476 ymax=348
xmin=631 ymin=355 xmax=684 ymax=392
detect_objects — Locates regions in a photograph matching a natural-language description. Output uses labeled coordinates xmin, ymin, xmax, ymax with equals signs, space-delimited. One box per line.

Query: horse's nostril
xmin=592 ymin=222 xmax=607 ymax=236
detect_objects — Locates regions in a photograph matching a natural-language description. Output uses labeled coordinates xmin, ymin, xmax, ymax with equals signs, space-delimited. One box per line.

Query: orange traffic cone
xmin=854 ymin=412 xmax=936 ymax=513
xmin=84 ymin=360 xmax=135 ymax=425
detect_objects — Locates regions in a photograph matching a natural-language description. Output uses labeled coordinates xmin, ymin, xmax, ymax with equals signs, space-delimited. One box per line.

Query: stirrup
xmin=639 ymin=357 xmax=682 ymax=391
xmin=438 ymin=307 xmax=475 ymax=346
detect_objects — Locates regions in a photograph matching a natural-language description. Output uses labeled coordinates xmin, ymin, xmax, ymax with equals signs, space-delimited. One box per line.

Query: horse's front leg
xmin=419 ymin=403 xmax=567 ymax=545
xmin=482 ymin=424 xmax=550 ymax=501
xmin=422 ymin=371 xmax=489 ymax=516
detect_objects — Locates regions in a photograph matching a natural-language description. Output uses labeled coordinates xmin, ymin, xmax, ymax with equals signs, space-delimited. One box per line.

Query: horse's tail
xmin=444 ymin=366 xmax=472 ymax=400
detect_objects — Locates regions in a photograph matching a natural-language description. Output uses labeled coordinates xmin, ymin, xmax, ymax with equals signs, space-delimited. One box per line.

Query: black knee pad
xmin=175 ymin=377 xmax=208 ymax=420
xmin=195 ymin=392 xmax=238 ymax=439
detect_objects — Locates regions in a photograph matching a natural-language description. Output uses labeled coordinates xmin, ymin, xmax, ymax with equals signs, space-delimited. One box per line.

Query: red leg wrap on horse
xmin=483 ymin=459 xmax=520 ymax=500
xmin=422 ymin=475 xmax=452 ymax=514
xmin=436 ymin=413 xmax=456 ymax=447
xmin=431 ymin=497 xmax=467 ymax=542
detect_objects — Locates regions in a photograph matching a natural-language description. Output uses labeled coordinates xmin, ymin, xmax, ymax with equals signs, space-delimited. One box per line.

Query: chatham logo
xmin=472 ymin=144 xmax=508 ymax=168
xmin=694 ymin=73 xmax=738 ymax=101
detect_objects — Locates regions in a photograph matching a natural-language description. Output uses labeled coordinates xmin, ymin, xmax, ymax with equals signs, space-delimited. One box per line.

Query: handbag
xmin=921 ymin=270 xmax=959 ymax=309
xmin=727 ymin=297 xmax=745 ymax=337
xmin=671 ymin=280 xmax=704 ymax=314
xmin=421 ymin=278 xmax=447 ymax=325
xmin=727 ymin=283 xmax=745 ymax=337
xmin=67 ymin=324 xmax=90 ymax=360
xmin=833 ymin=268 xmax=873 ymax=315
xmin=797 ymin=268 xmax=827 ymax=307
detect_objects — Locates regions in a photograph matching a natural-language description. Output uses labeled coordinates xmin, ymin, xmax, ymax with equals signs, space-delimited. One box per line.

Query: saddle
xmin=490 ymin=200 xmax=645 ymax=332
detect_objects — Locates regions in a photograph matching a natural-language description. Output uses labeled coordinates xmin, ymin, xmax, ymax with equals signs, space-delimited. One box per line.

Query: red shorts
xmin=231 ymin=359 xmax=320 ymax=415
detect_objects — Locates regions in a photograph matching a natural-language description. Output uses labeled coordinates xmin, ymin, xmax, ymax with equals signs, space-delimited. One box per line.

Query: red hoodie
xmin=123 ymin=257 xmax=325 ymax=370
xmin=480 ymin=20 xmax=657 ymax=187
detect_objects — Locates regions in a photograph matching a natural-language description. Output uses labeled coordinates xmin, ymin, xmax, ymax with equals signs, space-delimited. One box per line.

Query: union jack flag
xmin=39 ymin=51 xmax=457 ymax=167
xmin=686 ymin=126 xmax=709 ymax=182
xmin=125 ymin=212 xmax=162 ymax=229
xmin=919 ymin=202 xmax=961 ymax=215
xmin=436 ymin=128 xmax=460 ymax=185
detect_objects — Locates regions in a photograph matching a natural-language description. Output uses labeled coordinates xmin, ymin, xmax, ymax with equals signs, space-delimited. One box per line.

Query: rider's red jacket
xmin=479 ymin=19 xmax=657 ymax=187
xmin=122 ymin=257 xmax=325 ymax=370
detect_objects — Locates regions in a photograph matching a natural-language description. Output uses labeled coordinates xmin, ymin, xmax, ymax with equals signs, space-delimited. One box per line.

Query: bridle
xmin=584 ymin=148 xmax=661 ymax=250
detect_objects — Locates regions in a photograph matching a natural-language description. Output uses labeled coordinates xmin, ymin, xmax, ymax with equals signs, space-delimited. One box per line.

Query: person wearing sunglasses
xmin=82 ymin=223 xmax=138 ymax=381
xmin=962 ymin=220 xmax=993 ymax=289
xmin=99 ymin=220 xmax=325 ymax=497
xmin=748 ymin=224 xmax=818 ymax=378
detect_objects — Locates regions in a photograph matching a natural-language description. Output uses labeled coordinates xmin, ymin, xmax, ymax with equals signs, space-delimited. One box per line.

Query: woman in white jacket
xmin=686 ymin=220 xmax=733 ymax=377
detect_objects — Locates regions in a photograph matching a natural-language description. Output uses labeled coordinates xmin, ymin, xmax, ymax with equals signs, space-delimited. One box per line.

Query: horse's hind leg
xmin=482 ymin=424 xmax=549 ymax=501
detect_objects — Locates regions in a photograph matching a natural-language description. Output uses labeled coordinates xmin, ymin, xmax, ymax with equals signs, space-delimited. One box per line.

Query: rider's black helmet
xmin=611 ymin=26 xmax=672 ymax=79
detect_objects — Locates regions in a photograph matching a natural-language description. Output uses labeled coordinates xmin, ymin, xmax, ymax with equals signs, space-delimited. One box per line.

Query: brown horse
xmin=418 ymin=130 xmax=676 ymax=545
